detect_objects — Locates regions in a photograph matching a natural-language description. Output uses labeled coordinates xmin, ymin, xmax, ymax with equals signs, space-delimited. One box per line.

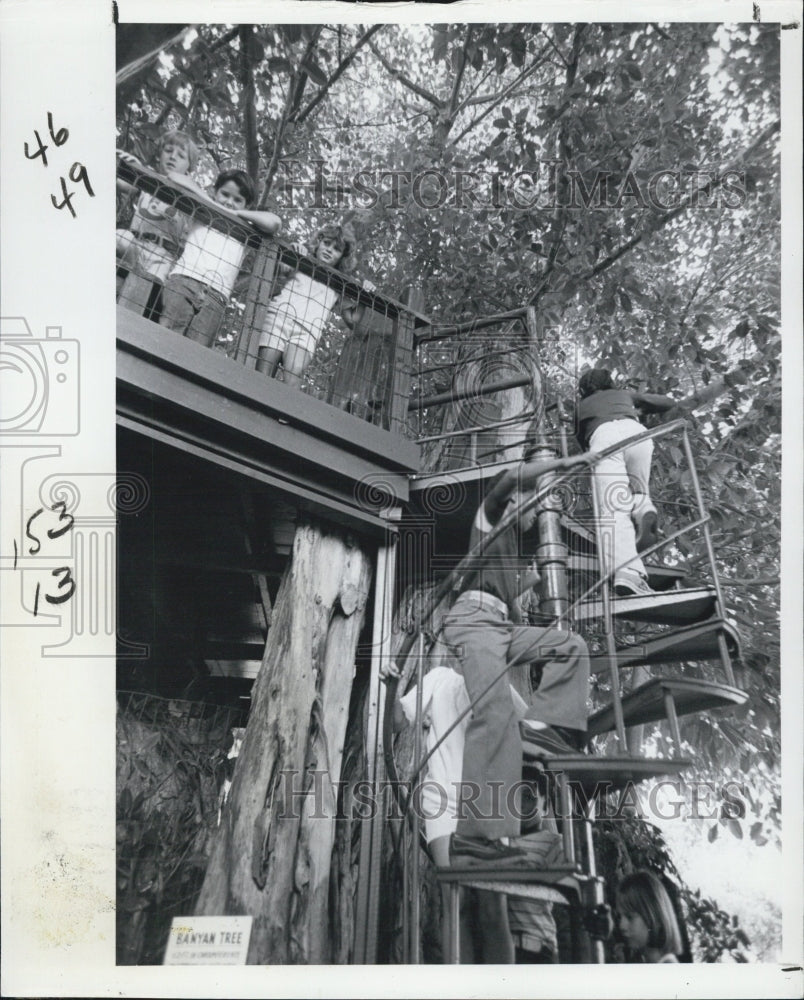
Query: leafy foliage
xmin=116 ymin=693 xmax=243 ymax=964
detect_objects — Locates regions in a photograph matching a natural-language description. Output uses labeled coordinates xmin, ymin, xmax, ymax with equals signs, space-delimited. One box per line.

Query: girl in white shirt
xmin=256 ymin=223 xmax=374 ymax=387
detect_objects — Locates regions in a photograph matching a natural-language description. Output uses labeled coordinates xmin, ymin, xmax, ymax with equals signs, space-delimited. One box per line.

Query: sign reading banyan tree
xmin=163 ymin=915 xmax=252 ymax=965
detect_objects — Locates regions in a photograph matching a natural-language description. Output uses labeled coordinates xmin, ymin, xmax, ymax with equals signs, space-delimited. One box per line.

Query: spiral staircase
xmin=385 ymin=327 xmax=748 ymax=963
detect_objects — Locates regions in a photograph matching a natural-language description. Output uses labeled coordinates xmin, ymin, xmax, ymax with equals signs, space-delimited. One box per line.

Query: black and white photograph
xmin=0 ymin=2 xmax=802 ymax=997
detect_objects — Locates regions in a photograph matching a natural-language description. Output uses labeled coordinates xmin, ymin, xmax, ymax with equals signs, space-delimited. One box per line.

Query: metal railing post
xmin=409 ymin=631 xmax=425 ymax=963
xmin=680 ymin=428 xmax=737 ymax=686
xmin=589 ymin=471 xmax=629 ymax=752
xmin=354 ymin=525 xmax=398 ymax=963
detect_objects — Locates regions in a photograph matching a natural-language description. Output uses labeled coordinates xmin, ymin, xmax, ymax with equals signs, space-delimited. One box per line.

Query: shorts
xmin=259 ymin=315 xmax=319 ymax=356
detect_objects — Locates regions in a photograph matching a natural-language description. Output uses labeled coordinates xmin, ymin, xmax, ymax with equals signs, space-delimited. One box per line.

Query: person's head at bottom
xmin=616 ymin=870 xmax=683 ymax=963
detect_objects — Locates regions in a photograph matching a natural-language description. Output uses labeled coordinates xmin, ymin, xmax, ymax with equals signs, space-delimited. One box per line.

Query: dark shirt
xmin=459 ymin=503 xmax=538 ymax=611
xmin=576 ymin=388 xmax=674 ymax=449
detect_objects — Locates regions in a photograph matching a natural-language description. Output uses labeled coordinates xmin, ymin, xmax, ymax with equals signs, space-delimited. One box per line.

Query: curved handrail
xmin=384 ymin=419 xmax=704 ymax=823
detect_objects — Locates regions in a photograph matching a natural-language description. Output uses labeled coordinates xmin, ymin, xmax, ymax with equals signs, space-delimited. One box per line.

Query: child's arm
xmin=392 ymin=698 xmax=408 ymax=732
xmin=236 ymin=209 xmax=283 ymax=237
xmin=632 ymin=391 xmax=675 ymax=414
xmin=116 ymin=149 xmax=143 ymax=196
xmin=342 ymin=279 xmax=377 ymax=328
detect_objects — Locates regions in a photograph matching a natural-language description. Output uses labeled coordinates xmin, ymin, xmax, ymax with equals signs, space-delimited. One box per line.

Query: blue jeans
xmin=442 ymin=592 xmax=589 ymax=840
xmin=160 ymin=274 xmax=227 ymax=347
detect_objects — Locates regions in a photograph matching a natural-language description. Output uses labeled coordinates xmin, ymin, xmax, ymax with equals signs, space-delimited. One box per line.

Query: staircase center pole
xmin=530 ymin=434 xmax=570 ymax=625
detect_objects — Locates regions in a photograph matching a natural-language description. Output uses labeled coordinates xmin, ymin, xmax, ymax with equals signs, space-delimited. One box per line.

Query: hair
xmin=213 ymin=168 xmax=257 ymax=208
xmin=578 ymin=367 xmax=614 ymax=398
xmin=616 ymin=870 xmax=683 ymax=957
xmin=310 ymin=221 xmax=356 ymax=273
xmin=156 ymin=129 xmax=200 ymax=173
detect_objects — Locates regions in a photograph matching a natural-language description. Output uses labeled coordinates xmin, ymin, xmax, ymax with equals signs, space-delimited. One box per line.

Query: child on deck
xmin=576 ymin=368 xmax=674 ymax=597
xmin=255 ymin=222 xmax=375 ymax=387
xmin=159 ymin=169 xmax=281 ymax=347
xmin=116 ymin=130 xmax=200 ymax=288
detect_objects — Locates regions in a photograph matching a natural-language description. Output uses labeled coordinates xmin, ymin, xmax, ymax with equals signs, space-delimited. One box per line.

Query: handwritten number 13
xmin=33 ymin=568 xmax=77 ymax=616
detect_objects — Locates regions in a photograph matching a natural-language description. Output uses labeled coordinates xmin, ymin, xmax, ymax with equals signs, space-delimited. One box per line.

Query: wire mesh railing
xmin=116 ymin=159 xmax=422 ymax=434
xmin=410 ymin=310 xmax=544 ymax=471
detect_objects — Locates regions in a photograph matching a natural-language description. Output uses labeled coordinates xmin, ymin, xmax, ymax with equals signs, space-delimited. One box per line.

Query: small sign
xmin=163 ymin=915 xmax=252 ymax=965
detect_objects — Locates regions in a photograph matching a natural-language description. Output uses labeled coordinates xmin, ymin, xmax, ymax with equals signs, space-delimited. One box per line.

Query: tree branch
xmin=289 ymin=27 xmax=324 ymax=118
xmin=261 ymin=63 xmax=303 ymax=206
xmin=368 ymin=39 xmax=443 ymax=107
xmin=447 ymin=25 xmax=473 ymax=118
xmin=454 ymin=64 xmax=497 ymax=111
xmin=450 ymin=43 xmax=552 ymax=146
xmin=239 ymin=25 xmax=260 ymax=185
xmin=294 ymin=25 xmax=384 ymax=125
xmin=531 ymin=118 xmax=782 ymax=305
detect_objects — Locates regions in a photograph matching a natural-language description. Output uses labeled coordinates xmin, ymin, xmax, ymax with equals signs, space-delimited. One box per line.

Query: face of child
xmin=618 ymin=909 xmax=650 ymax=953
xmin=316 ymin=235 xmax=345 ymax=266
xmin=159 ymin=141 xmax=191 ymax=176
xmin=214 ymin=180 xmax=248 ymax=211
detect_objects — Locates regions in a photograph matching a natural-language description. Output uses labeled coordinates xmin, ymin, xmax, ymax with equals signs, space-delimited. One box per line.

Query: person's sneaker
xmin=613 ymin=574 xmax=656 ymax=598
xmin=449 ymin=834 xmax=525 ymax=863
xmin=632 ymin=506 xmax=659 ymax=552
xmin=520 ymin=722 xmax=583 ymax=756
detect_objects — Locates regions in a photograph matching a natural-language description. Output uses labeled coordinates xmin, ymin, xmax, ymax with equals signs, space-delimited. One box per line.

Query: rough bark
xmin=195 ymin=517 xmax=372 ymax=964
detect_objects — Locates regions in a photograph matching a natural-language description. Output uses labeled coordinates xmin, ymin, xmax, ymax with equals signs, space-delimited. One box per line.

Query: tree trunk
xmin=195 ymin=516 xmax=372 ymax=964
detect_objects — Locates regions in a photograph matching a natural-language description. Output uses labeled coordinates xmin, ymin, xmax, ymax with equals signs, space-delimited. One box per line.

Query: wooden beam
xmin=118 ymin=307 xmax=421 ymax=476
xmin=118 ymin=415 xmax=400 ymax=538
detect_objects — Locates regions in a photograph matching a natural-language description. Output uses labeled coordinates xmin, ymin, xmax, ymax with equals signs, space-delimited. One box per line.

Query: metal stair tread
xmin=568 ymin=554 xmax=687 ymax=590
xmin=521 ymin=752 xmax=692 ymax=793
xmin=587 ymin=677 xmax=748 ymax=735
xmin=574 ymin=586 xmax=717 ymax=625
xmin=588 ymin=618 xmax=742 ymax=673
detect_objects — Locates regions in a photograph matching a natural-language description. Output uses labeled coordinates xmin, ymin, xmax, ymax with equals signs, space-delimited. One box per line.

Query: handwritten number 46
xmin=25 ymin=112 xmax=94 ymax=218
xmin=24 ymin=112 xmax=69 ymax=167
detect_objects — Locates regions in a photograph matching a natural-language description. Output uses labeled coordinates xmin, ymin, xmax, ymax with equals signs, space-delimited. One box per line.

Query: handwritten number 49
xmin=51 ymin=165 xmax=95 ymax=218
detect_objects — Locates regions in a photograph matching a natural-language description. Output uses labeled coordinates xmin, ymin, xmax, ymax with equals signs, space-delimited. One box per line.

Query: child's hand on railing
xmin=379 ymin=659 xmax=402 ymax=682
xmin=116 ymin=149 xmax=143 ymax=168
xmin=235 ymin=210 xmax=283 ymax=236
xmin=362 ymin=279 xmax=377 ymax=294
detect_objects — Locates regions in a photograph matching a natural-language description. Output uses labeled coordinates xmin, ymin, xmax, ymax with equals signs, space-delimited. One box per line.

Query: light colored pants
xmin=442 ymin=593 xmax=590 ymax=839
xmin=589 ymin=418 xmax=655 ymax=581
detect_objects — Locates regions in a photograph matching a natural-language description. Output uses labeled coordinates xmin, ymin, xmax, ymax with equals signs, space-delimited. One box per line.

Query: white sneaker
xmin=613 ymin=574 xmax=655 ymax=598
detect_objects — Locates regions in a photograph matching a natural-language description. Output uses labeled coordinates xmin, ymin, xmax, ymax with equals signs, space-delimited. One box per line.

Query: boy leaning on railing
xmin=157 ymin=169 xmax=281 ymax=348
